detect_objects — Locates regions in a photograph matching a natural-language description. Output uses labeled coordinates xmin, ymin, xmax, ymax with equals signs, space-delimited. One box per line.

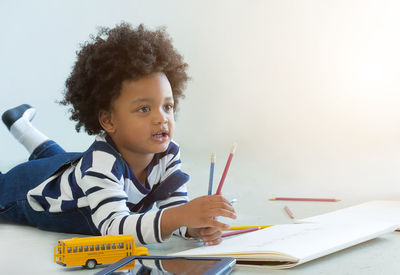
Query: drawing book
xmin=171 ymin=201 xmax=400 ymax=269
xmin=171 ymin=222 xmax=396 ymax=269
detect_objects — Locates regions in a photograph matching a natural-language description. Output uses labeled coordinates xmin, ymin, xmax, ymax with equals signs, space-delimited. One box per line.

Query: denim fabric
xmin=0 ymin=140 xmax=99 ymax=235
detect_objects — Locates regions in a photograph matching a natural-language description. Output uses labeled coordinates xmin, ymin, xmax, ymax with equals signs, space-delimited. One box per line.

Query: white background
xmin=1 ymin=0 xmax=400 ymax=204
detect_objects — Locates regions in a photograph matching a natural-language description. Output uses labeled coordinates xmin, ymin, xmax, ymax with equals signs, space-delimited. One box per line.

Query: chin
xmin=152 ymin=141 xmax=170 ymax=153
xmin=159 ymin=142 xmax=170 ymax=152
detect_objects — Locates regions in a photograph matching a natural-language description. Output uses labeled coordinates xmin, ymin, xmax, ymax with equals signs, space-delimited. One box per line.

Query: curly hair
xmin=60 ymin=22 xmax=189 ymax=135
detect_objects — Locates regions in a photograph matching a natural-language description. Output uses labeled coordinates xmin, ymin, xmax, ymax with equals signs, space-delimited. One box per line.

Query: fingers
xmin=208 ymin=195 xmax=233 ymax=206
xmin=199 ymin=227 xmax=222 ymax=246
xmin=210 ymin=201 xmax=236 ymax=213
xmin=184 ymin=195 xmax=237 ymax=228
xmin=208 ymin=208 xmax=237 ymax=220
xmin=205 ymin=195 xmax=237 ymax=216
xmin=206 ymin=219 xmax=230 ymax=229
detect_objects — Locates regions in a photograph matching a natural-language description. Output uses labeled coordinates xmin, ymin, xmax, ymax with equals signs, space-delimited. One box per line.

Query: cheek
xmin=121 ymin=120 xmax=147 ymax=135
xmin=169 ymin=119 xmax=175 ymax=131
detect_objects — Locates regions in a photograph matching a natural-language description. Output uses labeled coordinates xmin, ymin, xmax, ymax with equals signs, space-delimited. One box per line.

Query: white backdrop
xmin=1 ymin=0 xmax=400 ymax=203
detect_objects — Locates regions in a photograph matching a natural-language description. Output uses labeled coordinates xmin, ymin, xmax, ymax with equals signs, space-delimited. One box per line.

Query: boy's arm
xmin=155 ymin=183 xmax=189 ymax=239
xmin=80 ymin=164 xmax=167 ymax=244
xmin=82 ymin=168 xmax=235 ymax=245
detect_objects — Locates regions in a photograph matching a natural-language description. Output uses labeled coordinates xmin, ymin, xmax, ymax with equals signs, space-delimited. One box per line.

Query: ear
xmin=98 ymin=110 xmax=116 ymax=134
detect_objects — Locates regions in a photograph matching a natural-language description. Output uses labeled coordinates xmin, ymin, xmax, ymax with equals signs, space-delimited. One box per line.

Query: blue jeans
xmin=0 ymin=140 xmax=100 ymax=235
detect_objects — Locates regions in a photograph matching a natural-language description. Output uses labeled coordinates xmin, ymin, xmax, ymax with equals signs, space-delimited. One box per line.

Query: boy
xmin=0 ymin=23 xmax=236 ymax=245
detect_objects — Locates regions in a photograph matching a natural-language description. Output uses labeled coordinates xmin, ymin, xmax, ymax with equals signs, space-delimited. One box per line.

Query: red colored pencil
xmin=284 ymin=205 xmax=295 ymax=219
xmin=270 ymin=197 xmax=339 ymax=202
xmin=216 ymin=143 xmax=237 ymax=195
xmin=221 ymin=227 xmax=261 ymax=238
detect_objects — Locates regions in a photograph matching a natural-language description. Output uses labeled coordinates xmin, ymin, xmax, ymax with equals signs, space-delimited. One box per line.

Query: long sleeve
xmin=76 ymin=149 xmax=165 ymax=244
xmin=26 ymin=135 xmax=191 ymax=245
xmin=79 ymin=139 xmax=190 ymax=244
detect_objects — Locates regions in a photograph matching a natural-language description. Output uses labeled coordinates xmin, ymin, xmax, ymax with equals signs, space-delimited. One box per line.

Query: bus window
xmin=90 ymin=245 xmax=94 ymax=251
xmin=73 ymin=247 xmax=77 ymax=253
xmin=95 ymin=245 xmax=99 ymax=251
xmin=112 ymin=243 xmax=116 ymax=249
xmin=118 ymin=243 xmax=124 ymax=249
xmin=106 ymin=244 xmax=110 ymax=250
xmin=84 ymin=246 xmax=88 ymax=252
xmin=101 ymin=244 xmax=105 ymax=250
xmin=79 ymin=246 xmax=83 ymax=252
xmin=67 ymin=247 xmax=72 ymax=253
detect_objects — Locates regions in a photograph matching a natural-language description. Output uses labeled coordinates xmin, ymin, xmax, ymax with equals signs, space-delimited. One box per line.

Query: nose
xmin=152 ymin=109 xmax=168 ymax=124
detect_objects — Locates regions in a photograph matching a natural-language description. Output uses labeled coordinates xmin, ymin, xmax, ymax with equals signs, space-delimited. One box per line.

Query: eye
xmin=138 ymin=106 xmax=150 ymax=113
xmin=164 ymin=103 xmax=174 ymax=112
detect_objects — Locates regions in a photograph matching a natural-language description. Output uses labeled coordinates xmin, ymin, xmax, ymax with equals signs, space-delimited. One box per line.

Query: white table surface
xmin=2 ymin=155 xmax=400 ymax=274
xmin=1 ymin=217 xmax=400 ymax=275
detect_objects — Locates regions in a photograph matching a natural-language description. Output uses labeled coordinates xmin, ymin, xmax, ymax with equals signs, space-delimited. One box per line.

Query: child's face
xmin=102 ymin=72 xmax=175 ymax=156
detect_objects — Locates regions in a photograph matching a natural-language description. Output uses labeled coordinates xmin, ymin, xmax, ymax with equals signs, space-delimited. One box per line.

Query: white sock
xmin=9 ymin=119 xmax=49 ymax=154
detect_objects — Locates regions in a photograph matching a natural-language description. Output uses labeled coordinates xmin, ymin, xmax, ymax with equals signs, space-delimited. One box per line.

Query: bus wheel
xmin=86 ymin=259 xmax=97 ymax=269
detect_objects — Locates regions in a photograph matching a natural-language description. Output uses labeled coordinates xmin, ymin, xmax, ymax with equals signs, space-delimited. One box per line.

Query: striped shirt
xmin=27 ymin=134 xmax=190 ymax=244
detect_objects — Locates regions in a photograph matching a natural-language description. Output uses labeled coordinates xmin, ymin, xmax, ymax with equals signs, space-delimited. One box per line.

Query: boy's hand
xmin=186 ymin=226 xmax=223 ymax=245
xmin=181 ymin=195 xmax=237 ymax=229
xmin=161 ymin=195 xmax=236 ymax=241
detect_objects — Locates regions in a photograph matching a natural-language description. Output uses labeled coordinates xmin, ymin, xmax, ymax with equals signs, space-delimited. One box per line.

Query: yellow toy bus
xmin=54 ymin=235 xmax=148 ymax=269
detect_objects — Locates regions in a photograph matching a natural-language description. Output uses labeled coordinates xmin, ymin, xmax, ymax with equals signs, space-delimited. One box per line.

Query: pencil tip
xmin=231 ymin=142 xmax=238 ymax=154
xmin=211 ymin=152 xmax=216 ymax=162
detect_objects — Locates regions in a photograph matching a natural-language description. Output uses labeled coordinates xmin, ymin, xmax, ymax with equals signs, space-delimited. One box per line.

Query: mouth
xmin=152 ymin=130 xmax=169 ymax=137
xmin=152 ymin=129 xmax=169 ymax=139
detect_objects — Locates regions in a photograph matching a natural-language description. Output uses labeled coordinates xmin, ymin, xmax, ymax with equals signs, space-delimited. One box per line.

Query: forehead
xmin=120 ymin=72 xmax=173 ymax=100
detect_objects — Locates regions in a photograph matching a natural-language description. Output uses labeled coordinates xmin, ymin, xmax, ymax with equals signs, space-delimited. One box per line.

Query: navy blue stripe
xmin=118 ymin=215 xmax=128 ymax=234
xmin=61 ymin=199 xmax=78 ymax=211
xmin=93 ymin=138 xmax=121 ymax=158
xmin=90 ymin=141 xmax=125 ymax=179
xmin=91 ymin=197 xmax=127 ymax=214
xmin=31 ymin=194 xmax=50 ymax=210
xmin=80 ymin=152 xmax=93 ymax=177
xmin=41 ymin=176 xmax=62 ymax=199
xmin=169 ymin=191 xmax=187 ymax=197
xmin=111 ymin=160 xmax=123 ymax=181
xmin=84 ymin=171 xmax=117 ymax=183
xmin=106 ymin=218 xmax=117 ymax=235
xmin=80 ymin=138 xmax=122 ymax=180
xmin=98 ymin=211 xmax=118 ymax=232
xmin=154 ymin=210 xmax=162 ymax=243
xmin=166 ymin=160 xmax=181 ymax=171
xmin=145 ymin=161 xmax=154 ymax=188
xmin=155 ymin=259 xmax=163 ymax=270
xmin=124 ymin=163 xmax=151 ymax=194
xmin=85 ymin=186 xmax=103 ymax=196
xmin=126 ymin=202 xmax=137 ymax=211
xmin=68 ymin=172 xmax=85 ymax=200
xmin=165 ymin=141 xmax=179 ymax=156
xmin=144 ymin=169 xmax=151 ymax=189
xmin=136 ymin=214 xmax=146 ymax=244
xmin=147 ymin=141 xmax=180 ymax=175
xmin=159 ymin=200 xmax=188 ymax=209
xmin=105 ymin=135 xmax=119 ymax=153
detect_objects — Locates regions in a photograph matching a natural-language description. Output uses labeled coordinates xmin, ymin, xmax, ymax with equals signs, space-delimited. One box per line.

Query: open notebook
xmin=171 ymin=200 xmax=400 ymax=269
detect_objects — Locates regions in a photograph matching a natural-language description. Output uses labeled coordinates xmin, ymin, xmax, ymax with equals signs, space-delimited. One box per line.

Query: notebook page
xmin=171 ymin=221 xmax=396 ymax=268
